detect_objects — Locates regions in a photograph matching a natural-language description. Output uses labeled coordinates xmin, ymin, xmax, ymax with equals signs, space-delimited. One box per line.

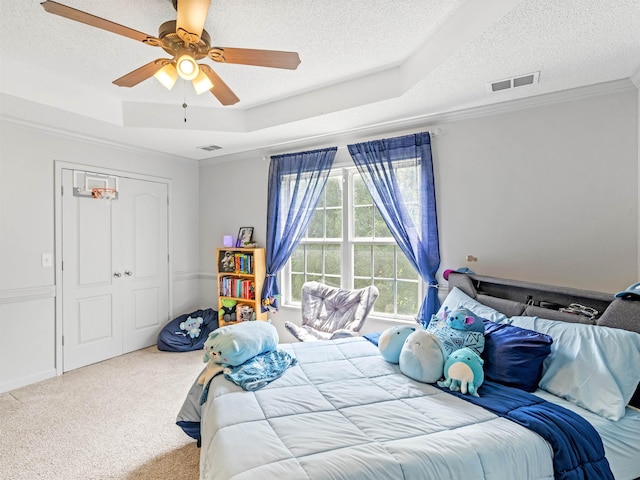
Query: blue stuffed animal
xmin=203 ymin=320 xmax=278 ymax=367
xmin=399 ymin=329 xmax=447 ymax=384
xmin=427 ymin=306 xmax=485 ymax=356
xmin=378 ymin=325 xmax=416 ymax=364
xmin=438 ymin=347 xmax=484 ymax=397
xmin=179 ymin=315 xmax=204 ymax=338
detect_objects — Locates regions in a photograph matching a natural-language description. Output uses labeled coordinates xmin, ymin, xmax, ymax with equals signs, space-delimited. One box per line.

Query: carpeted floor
xmin=0 ymin=347 xmax=204 ymax=480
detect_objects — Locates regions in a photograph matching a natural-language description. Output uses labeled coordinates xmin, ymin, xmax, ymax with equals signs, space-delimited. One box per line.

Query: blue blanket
xmin=439 ymin=381 xmax=613 ymax=480
xmin=200 ymin=349 xmax=297 ymax=404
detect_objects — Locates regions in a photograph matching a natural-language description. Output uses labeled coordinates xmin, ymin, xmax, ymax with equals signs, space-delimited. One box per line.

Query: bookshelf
xmin=216 ymin=247 xmax=267 ymax=326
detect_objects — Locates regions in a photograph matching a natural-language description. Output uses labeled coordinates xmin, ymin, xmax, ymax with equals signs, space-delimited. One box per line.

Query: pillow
xmin=481 ymin=320 xmax=552 ymax=392
xmin=508 ymin=316 xmax=640 ymax=420
xmin=438 ymin=287 xmax=509 ymax=323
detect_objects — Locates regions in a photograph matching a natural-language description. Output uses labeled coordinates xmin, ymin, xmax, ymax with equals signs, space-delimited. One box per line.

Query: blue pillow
xmin=508 ymin=316 xmax=640 ymax=420
xmin=481 ymin=320 xmax=553 ymax=392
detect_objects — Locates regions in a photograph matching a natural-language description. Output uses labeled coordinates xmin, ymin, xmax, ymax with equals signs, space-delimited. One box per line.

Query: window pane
xmin=325 ymin=244 xmax=341 ymax=275
xmin=290 ymin=248 xmax=304 ymax=272
xmin=374 ymin=208 xmax=392 ymax=238
xmin=374 ymin=279 xmax=395 ymax=314
xmin=291 ymin=274 xmax=305 ymax=302
xmin=307 ymin=273 xmax=322 ymax=283
xmin=397 ymin=252 xmax=418 ymax=280
xmin=397 ymin=280 xmax=419 ymax=316
xmin=325 ymin=177 xmax=342 ymax=208
xmin=353 ymin=277 xmax=370 ymax=290
xmin=306 ymin=245 xmax=323 ymax=274
xmin=373 ymin=245 xmax=394 ymax=278
xmin=353 ymin=245 xmax=371 ymax=278
xmin=307 ymin=211 xmax=324 ymax=238
xmin=325 ymin=276 xmax=341 ymax=288
xmin=326 ymin=208 xmax=342 ymax=238
xmin=353 ymin=176 xmax=370 ymax=205
xmin=354 ymin=205 xmax=373 ymax=237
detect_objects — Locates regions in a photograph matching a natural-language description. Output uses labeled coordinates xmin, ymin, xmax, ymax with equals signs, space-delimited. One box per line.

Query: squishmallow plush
xmin=203 ymin=321 xmax=278 ymax=367
xmin=399 ymin=329 xmax=447 ymax=384
xmin=438 ymin=347 xmax=485 ymax=397
xmin=427 ymin=307 xmax=485 ymax=356
xmin=378 ymin=325 xmax=416 ymax=364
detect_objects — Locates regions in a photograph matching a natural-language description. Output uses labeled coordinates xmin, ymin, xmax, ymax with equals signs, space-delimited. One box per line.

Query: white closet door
xmin=61 ymin=169 xmax=169 ymax=371
xmin=117 ymin=177 xmax=169 ymax=353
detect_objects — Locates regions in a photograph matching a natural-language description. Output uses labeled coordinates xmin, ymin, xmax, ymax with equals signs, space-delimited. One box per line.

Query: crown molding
xmin=0 ymin=113 xmax=196 ymax=165
xmin=200 ymin=78 xmax=636 ymax=166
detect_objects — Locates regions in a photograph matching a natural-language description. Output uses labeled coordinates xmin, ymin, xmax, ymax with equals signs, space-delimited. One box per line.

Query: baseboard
xmin=0 ymin=368 xmax=57 ymax=394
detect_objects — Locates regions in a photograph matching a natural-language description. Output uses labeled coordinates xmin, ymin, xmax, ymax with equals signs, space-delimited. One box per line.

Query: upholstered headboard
xmin=446 ymin=272 xmax=640 ymax=407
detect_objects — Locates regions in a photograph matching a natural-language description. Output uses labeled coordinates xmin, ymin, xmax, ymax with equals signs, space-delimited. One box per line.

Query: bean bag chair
xmin=157 ymin=308 xmax=218 ymax=352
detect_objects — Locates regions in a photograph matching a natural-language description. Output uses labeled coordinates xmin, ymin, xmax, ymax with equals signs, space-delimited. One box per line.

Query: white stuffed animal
xmin=399 ymin=329 xmax=447 ymax=384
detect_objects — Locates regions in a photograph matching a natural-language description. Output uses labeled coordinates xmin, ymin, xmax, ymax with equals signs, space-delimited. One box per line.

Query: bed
xmin=178 ymin=272 xmax=640 ymax=480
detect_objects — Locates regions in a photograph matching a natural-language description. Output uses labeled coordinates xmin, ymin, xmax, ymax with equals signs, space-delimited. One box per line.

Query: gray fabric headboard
xmin=446 ymin=272 xmax=640 ymax=408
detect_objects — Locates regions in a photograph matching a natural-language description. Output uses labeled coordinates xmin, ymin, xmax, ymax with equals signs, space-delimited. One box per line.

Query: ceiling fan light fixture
xmin=153 ymin=63 xmax=179 ymax=90
xmin=176 ymin=54 xmax=199 ymax=80
xmin=192 ymin=68 xmax=214 ymax=94
xmin=176 ymin=0 xmax=211 ymax=44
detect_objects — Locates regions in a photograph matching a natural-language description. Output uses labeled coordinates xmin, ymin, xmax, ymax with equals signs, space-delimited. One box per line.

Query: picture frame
xmin=236 ymin=227 xmax=254 ymax=247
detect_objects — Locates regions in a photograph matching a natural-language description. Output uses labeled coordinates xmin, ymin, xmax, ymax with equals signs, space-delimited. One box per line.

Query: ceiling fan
xmin=40 ymin=0 xmax=301 ymax=105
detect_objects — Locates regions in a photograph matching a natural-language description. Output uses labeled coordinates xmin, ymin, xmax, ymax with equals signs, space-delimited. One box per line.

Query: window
xmin=284 ymin=167 xmax=422 ymax=319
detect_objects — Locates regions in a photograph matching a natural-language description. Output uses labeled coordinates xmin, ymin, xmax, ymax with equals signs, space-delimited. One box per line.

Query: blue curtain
xmin=261 ymin=147 xmax=337 ymax=312
xmin=347 ymin=132 xmax=440 ymax=324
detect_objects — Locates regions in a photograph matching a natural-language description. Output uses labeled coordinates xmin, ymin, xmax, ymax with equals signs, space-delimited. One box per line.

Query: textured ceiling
xmin=1 ymin=0 xmax=639 ymax=161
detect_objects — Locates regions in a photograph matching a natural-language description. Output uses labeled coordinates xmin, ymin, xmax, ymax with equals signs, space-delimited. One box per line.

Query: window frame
xmin=282 ymin=165 xmax=425 ymax=321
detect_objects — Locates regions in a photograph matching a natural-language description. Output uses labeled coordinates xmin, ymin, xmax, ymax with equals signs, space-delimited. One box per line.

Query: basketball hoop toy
xmin=92 ymin=187 xmax=118 ymax=200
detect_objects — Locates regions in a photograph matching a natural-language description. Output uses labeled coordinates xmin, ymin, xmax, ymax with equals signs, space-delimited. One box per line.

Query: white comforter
xmin=199 ymin=337 xmax=557 ymax=479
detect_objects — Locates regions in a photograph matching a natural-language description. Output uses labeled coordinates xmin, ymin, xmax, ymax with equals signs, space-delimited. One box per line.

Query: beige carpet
xmin=0 ymin=347 xmax=205 ymax=480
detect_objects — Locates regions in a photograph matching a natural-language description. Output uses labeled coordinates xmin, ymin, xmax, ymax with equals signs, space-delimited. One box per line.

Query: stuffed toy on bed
xmin=198 ymin=321 xmax=279 ymax=385
xmin=438 ymin=347 xmax=485 ymax=397
xmin=399 ymin=329 xmax=447 ymax=384
xmin=378 ymin=325 xmax=416 ymax=364
xmin=426 ymin=306 xmax=486 ymax=356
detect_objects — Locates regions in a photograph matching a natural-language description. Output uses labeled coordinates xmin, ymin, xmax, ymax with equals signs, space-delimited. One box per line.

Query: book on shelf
xmin=219 ymin=276 xmax=255 ymax=300
xmin=218 ymin=250 xmax=254 ymax=274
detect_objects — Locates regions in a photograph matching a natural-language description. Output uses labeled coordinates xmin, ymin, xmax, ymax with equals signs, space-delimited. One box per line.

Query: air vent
xmin=198 ymin=144 xmax=222 ymax=151
xmin=488 ymin=72 xmax=539 ymax=93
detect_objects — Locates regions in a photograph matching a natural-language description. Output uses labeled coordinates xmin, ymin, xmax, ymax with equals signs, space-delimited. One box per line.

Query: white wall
xmin=1 ymin=83 xmax=637 ymax=392
xmin=0 ymin=120 xmax=201 ymax=392
xmin=200 ymin=87 xmax=639 ymax=340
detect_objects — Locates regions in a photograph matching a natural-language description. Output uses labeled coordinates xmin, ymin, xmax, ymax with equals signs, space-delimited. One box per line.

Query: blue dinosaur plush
xmin=427 ymin=306 xmax=485 ymax=356
xmin=438 ymin=347 xmax=485 ymax=397
xmin=180 ymin=315 xmax=204 ymax=338
xmin=378 ymin=325 xmax=416 ymax=364
xmin=399 ymin=329 xmax=447 ymax=384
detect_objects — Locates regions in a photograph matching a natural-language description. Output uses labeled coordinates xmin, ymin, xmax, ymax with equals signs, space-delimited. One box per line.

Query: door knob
xmin=113 ymin=272 xmax=122 ymax=278
xmin=124 ymin=270 xmax=133 ymax=276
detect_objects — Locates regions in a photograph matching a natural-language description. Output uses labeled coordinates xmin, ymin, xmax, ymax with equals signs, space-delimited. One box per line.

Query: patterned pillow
xmin=427 ymin=318 xmax=485 ymax=356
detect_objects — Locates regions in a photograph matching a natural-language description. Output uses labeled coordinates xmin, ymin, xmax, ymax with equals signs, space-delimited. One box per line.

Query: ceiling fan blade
xmin=41 ymin=1 xmax=159 ymax=45
xmin=113 ymin=59 xmax=170 ymax=87
xmin=199 ymin=64 xmax=240 ymax=106
xmin=208 ymin=47 xmax=301 ymax=70
xmin=176 ymin=0 xmax=211 ymax=44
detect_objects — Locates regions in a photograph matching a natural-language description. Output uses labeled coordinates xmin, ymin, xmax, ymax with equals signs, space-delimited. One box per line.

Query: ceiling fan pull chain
xmin=182 ymin=81 xmax=188 ymax=123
